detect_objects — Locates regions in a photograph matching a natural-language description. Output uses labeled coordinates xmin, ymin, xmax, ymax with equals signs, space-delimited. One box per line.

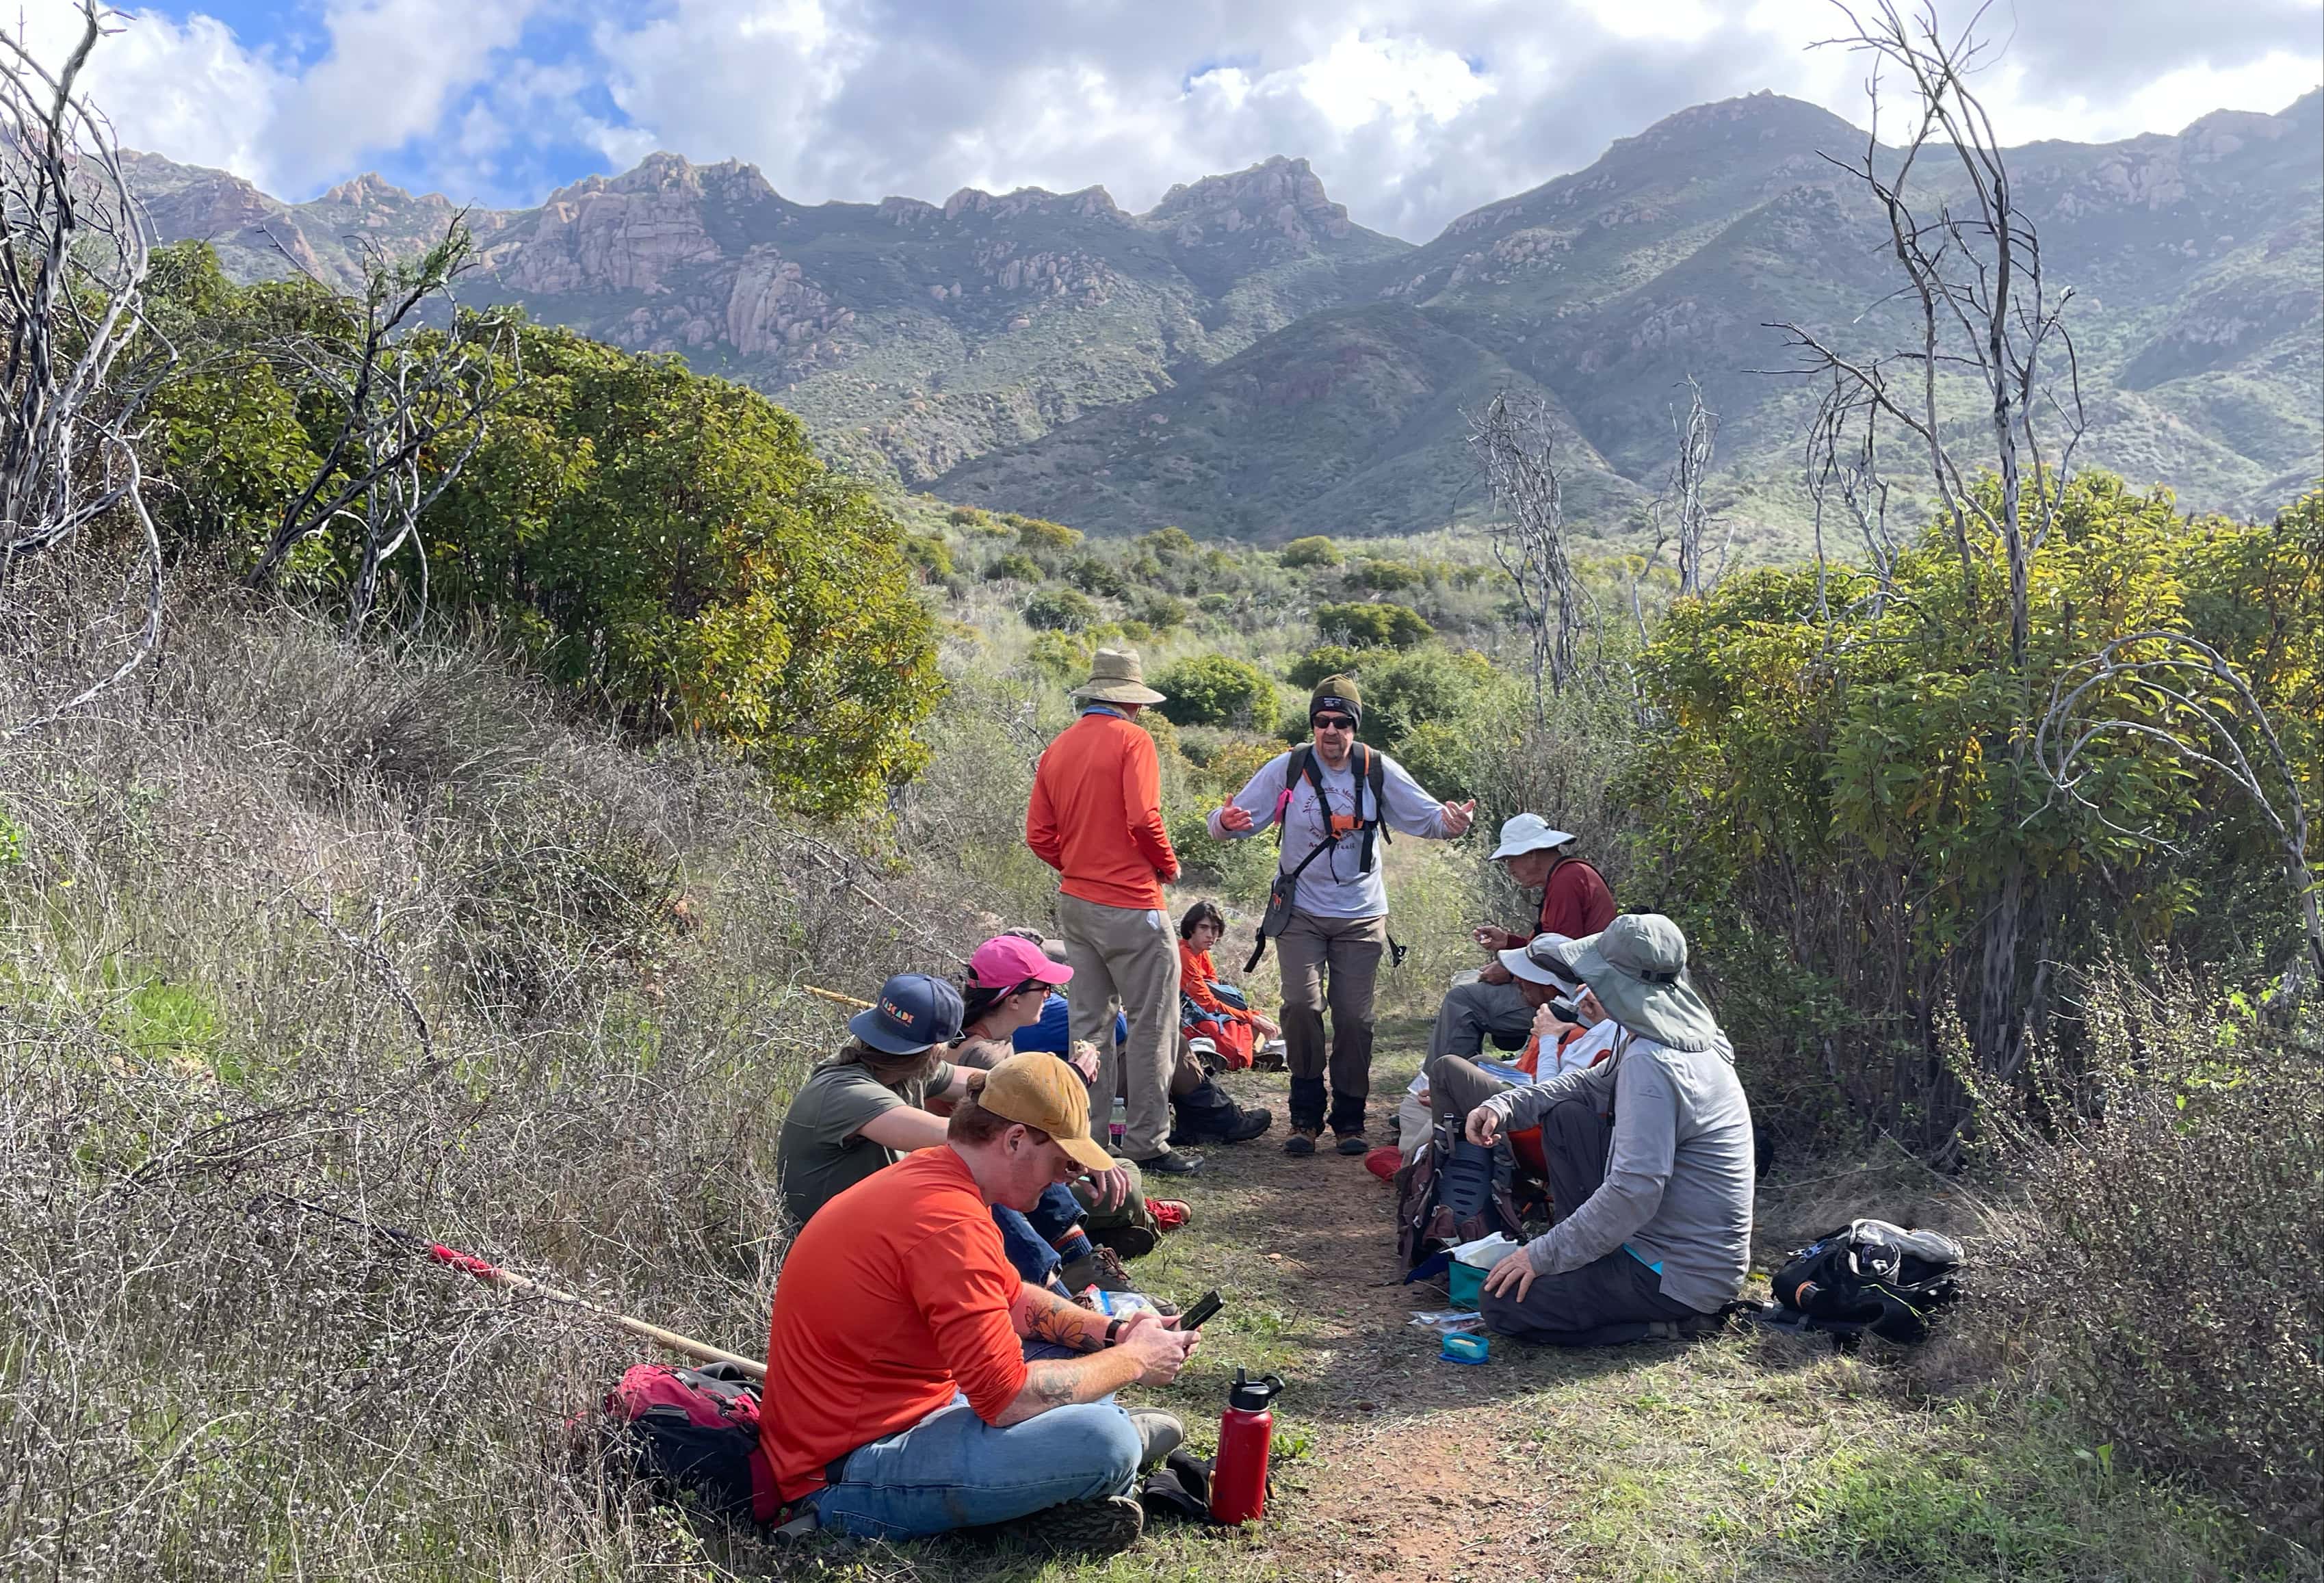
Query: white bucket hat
xmin=1498 ymin=932 xmax=1586 ymax=997
xmin=1489 ymin=813 xmax=1576 ymax=861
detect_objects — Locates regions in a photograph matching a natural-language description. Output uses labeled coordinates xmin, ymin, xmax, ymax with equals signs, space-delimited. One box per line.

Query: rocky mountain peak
xmin=1143 ymin=155 xmax=1353 ymax=247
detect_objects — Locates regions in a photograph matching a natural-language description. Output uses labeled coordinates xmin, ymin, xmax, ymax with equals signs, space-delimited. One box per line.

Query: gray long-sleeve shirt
xmin=1480 ymin=1029 xmax=1755 ymax=1313
xmin=1206 ymin=748 xmax=1450 ymax=919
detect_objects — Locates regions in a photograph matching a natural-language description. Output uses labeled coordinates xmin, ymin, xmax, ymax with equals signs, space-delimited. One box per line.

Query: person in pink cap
xmin=950 ymin=935 xmax=1186 ymax=1282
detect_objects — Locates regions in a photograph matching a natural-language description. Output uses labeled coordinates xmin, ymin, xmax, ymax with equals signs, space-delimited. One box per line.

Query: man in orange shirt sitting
xmin=1026 ymin=648 xmax=1197 ymax=1175
xmin=763 ymin=1052 xmax=1201 ymax=1554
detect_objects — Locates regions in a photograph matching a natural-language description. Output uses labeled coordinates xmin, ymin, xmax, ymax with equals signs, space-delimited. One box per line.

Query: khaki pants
xmin=1056 ymin=892 xmax=1181 ymax=1161
xmin=1276 ymin=910 xmax=1387 ymax=1132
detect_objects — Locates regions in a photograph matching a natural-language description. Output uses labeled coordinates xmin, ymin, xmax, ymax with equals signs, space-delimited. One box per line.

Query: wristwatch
xmin=1104 ymin=1316 xmax=1125 ymax=1347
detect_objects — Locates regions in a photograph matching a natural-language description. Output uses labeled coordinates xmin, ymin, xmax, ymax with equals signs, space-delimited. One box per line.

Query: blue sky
xmin=44 ymin=0 xmax=2324 ymax=240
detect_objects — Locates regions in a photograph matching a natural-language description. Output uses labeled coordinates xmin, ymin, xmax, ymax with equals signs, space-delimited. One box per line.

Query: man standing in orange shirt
xmin=1026 ymin=649 xmax=1197 ymax=1175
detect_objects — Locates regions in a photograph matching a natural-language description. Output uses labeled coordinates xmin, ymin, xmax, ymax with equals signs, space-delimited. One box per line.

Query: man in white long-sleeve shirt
xmin=1211 ymin=675 xmax=1473 ymax=1155
xmin=1465 ymin=914 xmax=1755 ymax=1345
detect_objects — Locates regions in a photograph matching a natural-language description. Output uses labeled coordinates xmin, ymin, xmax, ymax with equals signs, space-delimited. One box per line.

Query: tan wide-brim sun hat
xmin=1072 ymin=646 xmax=1166 ymax=705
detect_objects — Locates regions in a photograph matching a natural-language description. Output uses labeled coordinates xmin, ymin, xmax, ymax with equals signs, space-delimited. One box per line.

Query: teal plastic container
xmin=1448 ymin=1259 xmax=1487 ymax=1309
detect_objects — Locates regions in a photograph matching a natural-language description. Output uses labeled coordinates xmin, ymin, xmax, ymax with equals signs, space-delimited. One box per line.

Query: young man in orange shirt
xmin=763 ymin=1053 xmax=1201 ymax=1553
xmin=1026 ymin=649 xmax=1197 ymax=1175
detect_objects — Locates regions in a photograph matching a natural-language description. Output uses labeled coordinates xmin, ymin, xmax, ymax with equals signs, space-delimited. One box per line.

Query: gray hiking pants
xmin=1057 ymin=893 xmax=1180 ymax=1161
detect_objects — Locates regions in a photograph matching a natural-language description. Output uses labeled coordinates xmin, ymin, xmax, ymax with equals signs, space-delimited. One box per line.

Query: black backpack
xmin=1768 ymin=1219 xmax=1965 ymax=1344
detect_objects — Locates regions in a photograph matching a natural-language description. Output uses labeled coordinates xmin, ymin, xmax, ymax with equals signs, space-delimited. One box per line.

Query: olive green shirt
xmin=775 ymin=1055 xmax=955 ymax=1231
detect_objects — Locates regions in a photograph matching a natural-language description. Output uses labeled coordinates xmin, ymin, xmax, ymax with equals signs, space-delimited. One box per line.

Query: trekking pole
xmin=265 ymin=1195 xmax=767 ymax=1379
xmin=800 ymin=984 xmax=873 ymax=1010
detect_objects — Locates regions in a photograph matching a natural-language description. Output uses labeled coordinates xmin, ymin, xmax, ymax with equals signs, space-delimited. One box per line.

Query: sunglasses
xmin=1312 ymin=714 xmax=1356 ymax=731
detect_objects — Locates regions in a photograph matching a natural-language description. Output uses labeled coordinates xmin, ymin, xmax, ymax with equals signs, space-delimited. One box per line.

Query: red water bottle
xmin=1209 ymin=1368 xmax=1284 ymax=1526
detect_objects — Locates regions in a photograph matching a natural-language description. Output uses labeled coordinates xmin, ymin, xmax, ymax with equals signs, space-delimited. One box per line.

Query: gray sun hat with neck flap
xmin=1543 ymin=914 xmax=1721 ymax=1051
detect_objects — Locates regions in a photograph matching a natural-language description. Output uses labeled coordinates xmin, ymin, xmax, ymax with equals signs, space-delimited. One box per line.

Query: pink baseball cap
xmin=967 ymin=934 xmax=1075 ymax=991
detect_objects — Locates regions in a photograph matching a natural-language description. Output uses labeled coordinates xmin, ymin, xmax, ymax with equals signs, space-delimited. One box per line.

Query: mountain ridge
xmin=126 ymin=87 xmax=2322 ymax=547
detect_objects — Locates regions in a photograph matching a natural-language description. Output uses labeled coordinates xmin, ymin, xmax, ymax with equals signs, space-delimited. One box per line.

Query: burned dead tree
xmin=1467 ymin=389 xmax=1586 ymax=721
xmin=1668 ymin=376 xmax=1720 ymax=599
xmin=0 ymin=2 xmax=172 ymax=735
xmin=1777 ymin=0 xmax=2085 ymax=663
xmin=244 ymin=224 xmax=514 ymax=636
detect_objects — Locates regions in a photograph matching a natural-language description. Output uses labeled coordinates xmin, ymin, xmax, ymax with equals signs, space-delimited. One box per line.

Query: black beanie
xmin=1309 ymin=674 xmax=1362 ymax=725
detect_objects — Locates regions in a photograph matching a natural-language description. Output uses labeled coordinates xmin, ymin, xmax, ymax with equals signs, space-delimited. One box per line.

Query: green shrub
xmin=1137 ymin=593 xmax=1190 ymax=631
xmin=1154 ymin=655 xmax=1277 ymax=731
xmin=1359 ymin=647 xmax=1505 ymax=749
xmin=984 ymin=551 xmax=1042 ymax=581
xmin=1281 ymin=535 xmax=1342 ymax=568
xmin=1140 ymin=527 xmax=1197 ymax=557
xmin=1626 ymin=475 xmax=2323 ymax=1140
xmin=903 ymin=533 xmax=954 ymax=577
xmin=1287 ymin=644 xmax=1372 ymax=688
xmin=1067 ymin=555 xmax=1128 ymax=598
xmin=1347 ymin=558 xmax=1423 ymax=593
xmin=1023 ymin=586 xmax=1099 ymax=631
xmin=1023 ymin=632 xmax=1091 ymax=685
xmin=1317 ymin=602 xmax=1433 ymax=650
xmin=1012 ymin=514 xmax=1082 ymax=551
xmin=946 ymin=504 xmax=984 ymax=526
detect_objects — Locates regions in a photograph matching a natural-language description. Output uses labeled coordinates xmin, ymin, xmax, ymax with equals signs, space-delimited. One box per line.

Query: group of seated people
xmin=754 ymin=822 xmax=1755 ymax=1554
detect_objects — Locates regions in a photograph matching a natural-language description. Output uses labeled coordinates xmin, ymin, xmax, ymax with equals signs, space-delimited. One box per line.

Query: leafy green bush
xmin=142 ymin=250 xmax=941 ymax=818
xmin=1137 ymin=592 xmax=1190 ymax=631
xmin=903 ymin=534 xmax=953 ymax=577
xmin=1154 ymin=655 xmax=1277 ymax=730
xmin=1140 ymin=527 xmax=1197 ymax=557
xmin=984 ymin=551 xmax=1042 ymax=581
xmin=1023 ymin=632 xmax=1091 ymax=685
xmin=1626 ymin=475 xmax=2322 ymax=1138
xmin=1318 ymin=601 xmax=1433 ymax=649
xmin=1357 ymin=647 xmax=1506 ymax=749
xmin=1280 ymin=535 xmax=1342 ymax=568
xmin=1067 ymin=555 xmax=1129 ymax=598
xmin=1023 ymin=586 xmax=1099 ymax=631
xmin=1347 ymin=558 xmax=1423 ymax=593
xmin=1287 ymin=644 xmax=1373 ymax=688
xmin=1012 ymin=514 xmax=1082 ymax=551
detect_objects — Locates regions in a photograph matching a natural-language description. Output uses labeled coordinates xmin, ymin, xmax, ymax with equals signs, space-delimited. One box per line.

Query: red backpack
xmin=603 ymin=1363 xmax=779 ymax=1523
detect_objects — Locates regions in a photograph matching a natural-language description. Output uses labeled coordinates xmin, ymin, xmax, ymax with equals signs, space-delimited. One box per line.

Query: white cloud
xmin=31 ymin=7 xmax=290 ymax=182
xmin=24 ymin=0 xmax=2323 ymax=235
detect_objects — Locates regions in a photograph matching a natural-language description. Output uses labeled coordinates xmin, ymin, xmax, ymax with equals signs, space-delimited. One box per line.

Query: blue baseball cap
xmin=850 ymin=973 xmax=965 ymax=1056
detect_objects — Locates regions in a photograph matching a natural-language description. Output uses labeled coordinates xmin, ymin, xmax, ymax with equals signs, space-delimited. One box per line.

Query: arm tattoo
xmin=1019 ymin=1359 xmax=1088 ymax=1410
xmin=1015 ymin=1284 xmax=1105 ymax=1352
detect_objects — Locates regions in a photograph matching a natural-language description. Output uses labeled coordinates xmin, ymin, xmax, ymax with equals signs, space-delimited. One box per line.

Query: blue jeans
xmin=810 ymin=1391 xmax=1141 ymax=1539
xmin=993 ymin=1183 xmax=1089 ymax=1286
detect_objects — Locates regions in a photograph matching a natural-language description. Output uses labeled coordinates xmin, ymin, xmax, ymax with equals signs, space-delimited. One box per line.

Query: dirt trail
xmin=1150 ymin=1062 xmax=1654 ymax=1582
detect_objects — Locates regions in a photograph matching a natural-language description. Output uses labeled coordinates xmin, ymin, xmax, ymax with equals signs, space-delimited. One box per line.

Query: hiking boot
xmin=1125 ymin=1406 xmax=1185 ymax=1469
xmin=1284 ymin=1127 xmax=1319 ymax=1156
xmin=1088 ymin=1222 xmax=1159 ymax=1259
xmin=1133 ymin=1148 xmax=1203 ymax=1176
xmin=1058 ymin=1245 xmax=1138 ymax=1296
xmin=1172 ymin=1103 xmax=1275 ymax=1147
xmin=1335 ymin=1131 xmax=1370 ymax=1156
xmin=1016 ymin=1493 xmax=1145 ymax=1556
xmin=1147 ymin=1198 xmax=1193 ymax=1233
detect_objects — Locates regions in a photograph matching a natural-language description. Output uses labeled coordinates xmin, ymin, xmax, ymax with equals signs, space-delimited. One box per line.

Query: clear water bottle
xmin=1109 ymin=1097 xmax=1127 ymax=1148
